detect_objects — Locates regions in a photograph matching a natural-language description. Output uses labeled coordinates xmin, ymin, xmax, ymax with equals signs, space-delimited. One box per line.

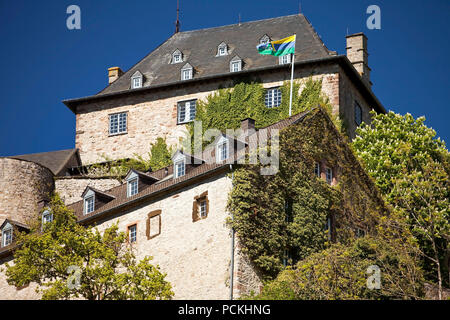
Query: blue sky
xmin=0 ymin=0 xmax=449 ymax=156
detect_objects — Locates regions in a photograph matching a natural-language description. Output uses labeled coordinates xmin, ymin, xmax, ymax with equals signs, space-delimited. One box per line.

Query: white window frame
xmin=279 ymin=54 xmax=291 ymax=65
xmin=109 ymin=112 xmax=127 ymax=135
xmin=84 ymin=195 xmax=95 ymax=214
xmin=181 ymin=68 xmax=192 ymax=81
xmin=265 ymin=87 xmax=282 ymax=108
xmin=326 ymin=167 xmax=333 ymax=185
xmin=174 ymin=159 xmax=186 ymax=178
xmin=173 ymin=53 xmax=182 ymax=63
xmin=259 ymin=34 xmax=271 ymax=44
xmin=230 ymin=60 xmax=241 ymax=72
xmin=218 ymin=43 xmax=228 ymax=56
xmin=177 ymin=99 xmax=196 ymax=124
xmin=2 ymin=226 xmax=13 ymax=247
xmin=42 ymin=209 xmax=53 ymax=225
xmin=216 ymin=137 xmax=229 ymax=162
xmin=131 ymin=76 xmax=142 ymax=89
xmin=199 ymin=199 xmax=207 ymax=218
xmin=129 ymin=224 xmax=137 ymax=243
xmin=127 ymin=177 xmax=138 ymax=197
xmin=314 ymin=162 xmax=320 ymax=178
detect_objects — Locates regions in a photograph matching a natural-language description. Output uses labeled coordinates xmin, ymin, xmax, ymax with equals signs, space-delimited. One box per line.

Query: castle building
xmin=0 ymin=14 xmax=386 ymax=299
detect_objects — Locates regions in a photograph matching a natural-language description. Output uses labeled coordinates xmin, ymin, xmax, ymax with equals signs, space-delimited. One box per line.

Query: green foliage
xmin=187 ymin=78 xmax=341 ymax=149
xmin=148 ymin=137 xmax=174 ymax=171
xmin=249 ymin=235 xmax=424 ymax=300
xmin=228 ymin=108 xmax=384 ymax=279
xmin=5 ymin=194 xmax=173 ymax=300
xmin=353 ymin=111 xmax=450 ymax=296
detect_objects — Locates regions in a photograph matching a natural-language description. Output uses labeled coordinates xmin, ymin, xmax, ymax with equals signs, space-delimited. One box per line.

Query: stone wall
xmin=0 ymin=158 xmax=54 ymax=226
xmin=92 ymin=173 xmax=234 ymax=299
xmin=55 ymin=176 xmax=121 ymax=205
xmin=0 ymin=255 xmax=41 ymax=300
xmin=75 ymin=64 xmax=343 ymax=165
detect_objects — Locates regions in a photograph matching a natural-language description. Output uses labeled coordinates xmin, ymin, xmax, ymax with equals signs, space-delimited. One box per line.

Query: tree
xmin=4 ymin=194 xmax=173 ymax=300
xmin=148 ymin=137 xmax=174 ymax=171
xmin=353 ymin=111 xmax=450 ymax=299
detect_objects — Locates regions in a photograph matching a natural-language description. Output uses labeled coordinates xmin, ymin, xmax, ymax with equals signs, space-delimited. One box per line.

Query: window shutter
xmin=192 ymin=201 xmax=199 ymax=222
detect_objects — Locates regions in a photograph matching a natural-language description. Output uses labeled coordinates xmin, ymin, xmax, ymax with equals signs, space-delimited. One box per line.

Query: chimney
xmin=240 ymin=118 xmax=255 ymax=132
xmin=346 ymin=33 xmax=372 ymax=87
xmin=108 ymin=67 xmax=123 ymax=84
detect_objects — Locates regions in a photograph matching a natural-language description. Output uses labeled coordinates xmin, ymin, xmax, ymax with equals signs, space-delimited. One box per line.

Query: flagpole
xmin=289 ymin=35 xmax=296 ymax=117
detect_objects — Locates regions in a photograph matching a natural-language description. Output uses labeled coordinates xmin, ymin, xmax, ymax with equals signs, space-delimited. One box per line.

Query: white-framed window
xmin=230 ymin=60 xmax=241 ymax=72
xmin=128 ymin=224 xmax=137 ymax=243
xmin=326 ymin=167 xmax=333 ymax=185
xmin=314 ymin=162 xmax=320 ymax=178
xmin=217 ymin=139 xmax=228 ymax=162
xmin=218 ymin=43 xmax=228 ymax=56
xmin=177 ymin=99 xmax=196 ymax=124
xmin=42 ymin=210 xmax=53 ymax=225
xmin=128 ymin=178 xmax=138 ymax=197
xmin=279 ymin=54 xmax=291 ymax=65
xmin=181 ymin=64 xmax=193 ymax=81
xmin=355 ymin=101 xmax=362 ymax=126
xmin=2 ymin=226 xmax=12 ymax=247
xmin=259 ymin=34 xmax=271 ymax=44
xmin=174 ymin=159 xmax=186 ymax=178
xmin=200 ymin=200 xmax=207 ymax=218
xmin=109 ymin=112 xmax=127 ymax=135
xmin=131 ymin=76 xmax=142 ymax=89
xmin=84 ymin=195 xmax=95 ymax=214
xmin=264 ymin=88 xmax=282 ymax=108
xmin=172 ymin=50 xmax=183 ymax=64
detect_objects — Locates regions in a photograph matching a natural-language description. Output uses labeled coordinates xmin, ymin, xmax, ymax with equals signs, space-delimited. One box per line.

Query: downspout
xmin=229 ymin=164 xmax=235 ymax=300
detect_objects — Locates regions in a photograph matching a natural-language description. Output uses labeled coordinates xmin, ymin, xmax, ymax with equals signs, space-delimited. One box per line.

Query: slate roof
xmin=4 ymin=149 xmax=82 ymax=176
xmin=98 ymin=14 xmax=333 ymax=96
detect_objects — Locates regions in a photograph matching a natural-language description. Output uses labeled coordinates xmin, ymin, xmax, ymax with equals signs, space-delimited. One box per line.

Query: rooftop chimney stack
xmin=346 ymin=33 xmax=372 ymax=87
xmin=240 ymin=118 xmax=255 ymax=133
xmin=108 ymin=67 xmax=123 ymax=84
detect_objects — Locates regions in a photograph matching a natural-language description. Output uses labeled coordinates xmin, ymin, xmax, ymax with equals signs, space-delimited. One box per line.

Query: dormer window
xmin=128 ymin=178 xmax=138 ymax=197
xmin=216 ymin=136 xmax=229 ymax=162
xmin=85 ymin=195 xmax=94 ymax=214
xmin=217 ymin=42 xmax=228 ymax=56
xmin=131 ymin=71 xmax=143 ymax=89
xmin=171 ymin=49 xmax=183 ymax=64
xmin=175 ymin=159 xmax=185 ymax=178
xmin=259 ymin=34 xmax=271 ymax=44
xmin=2 ymin=224 xmax=13 ymax=247
xmin=181 ymin=63 xmax=193 ymax=80
xmin=230 ymin=56 xmax=242 ymax=73
xmin=279 ymin=54 xmax=291 ymax=65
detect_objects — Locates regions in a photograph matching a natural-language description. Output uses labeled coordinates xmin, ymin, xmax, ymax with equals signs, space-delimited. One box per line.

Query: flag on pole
xmin=256 ymin=35 xmax=296 ymax=56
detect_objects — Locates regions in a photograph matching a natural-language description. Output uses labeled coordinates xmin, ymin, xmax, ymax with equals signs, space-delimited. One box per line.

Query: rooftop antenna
xmin=346 ymin=27 xmax=349 ymax=36
xmin=238 ymin=13 xmax=241 ymax=25
xmin=299 ymin=2 xmax=302 ymax=14
xmin=175 ymin=0 xmax=181 ymax=33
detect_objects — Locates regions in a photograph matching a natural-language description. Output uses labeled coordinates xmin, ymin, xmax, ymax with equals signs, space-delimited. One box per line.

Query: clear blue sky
xmin=0 ymin=0 xmax=449 ymax=156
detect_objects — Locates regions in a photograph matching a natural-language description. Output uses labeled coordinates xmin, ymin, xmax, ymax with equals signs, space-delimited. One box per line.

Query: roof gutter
xmin=62 ymin=55 xmax=386 ymax=114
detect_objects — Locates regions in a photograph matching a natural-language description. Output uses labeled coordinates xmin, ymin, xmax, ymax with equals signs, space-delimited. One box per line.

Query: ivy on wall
xmin=227 ymin=108 xmax=387 ymax=279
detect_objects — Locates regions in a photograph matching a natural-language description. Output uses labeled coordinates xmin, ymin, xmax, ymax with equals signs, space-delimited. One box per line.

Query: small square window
xmin=218 ymin=46 xmax=227 ymax=56
xmin=128 ymin=178 xmax=138 ymax=197
xmin=2 ymin=228 xmax=12 ymax=247
xmin=326 ymin=168 xmax=333 ymax=185
xmin=42 ymin=211 xmax=53 ymax=224
xmin=182 ymin=68 xmax=192 ymax=80
xmin=231 ymin=61 xmax=241 ymax=72
xmin=109 ymin=113 xmax=127 ymax=135
xmin=128 ymin=224 xmax=137 ymax=243
xmin=85 ymin=196 xmax=95 ymax=214
xmin=279 ymin=54 xmax=291 ymax=65
xmin=265 ymin=88 xmax=282 ymax=108
xmin=173 ymin=54 xmax=181 ymax=63
xmin=131 ymin=76 xmax=142 ymax=89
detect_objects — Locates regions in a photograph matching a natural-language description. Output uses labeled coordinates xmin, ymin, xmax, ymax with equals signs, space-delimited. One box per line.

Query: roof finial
xmin=175 ymin=0 xmax=181 ymax=34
